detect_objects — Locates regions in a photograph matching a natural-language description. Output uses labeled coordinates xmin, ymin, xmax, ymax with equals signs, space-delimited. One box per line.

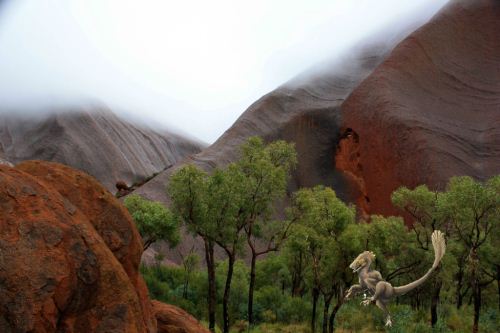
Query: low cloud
xmin=0 ymin=0 xmax=448 ymax=143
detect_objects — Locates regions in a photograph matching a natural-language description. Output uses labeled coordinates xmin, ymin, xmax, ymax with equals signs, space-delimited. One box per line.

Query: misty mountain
xmin=0 ymin=108 xmax=206 ymax=191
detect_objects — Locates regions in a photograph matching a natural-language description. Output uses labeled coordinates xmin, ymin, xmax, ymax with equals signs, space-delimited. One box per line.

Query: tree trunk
xmin=248 ymin=253 xmax=257 ymax=327
xmin=311 ymin=287 xmax=319 ymax=333
xmin=497 ymin=265 xmax=500 ymax=311
xmin=431 ymin=280 xmax=442 ymax=327
xmin=222 ymin=254 xmax=236 ymax=333
xmin=204 ymin=240 xmax=216 ymax=332
xmin=472 ymin=280 xmax=481 ymax=333
xmin=143 ymin=238 xmax=154 ymax=251
xmin=183 ymin=275 xmax=189 ymax=299
xmin=456 ymin=269 xmax=464 ymax=309
xmin=292 ymin=253 xmax=303 ymax=297
xmin=322 ymin=297 xmax=331 ymax=333
xmin=329 ymin=294 xmax=343 ymax=333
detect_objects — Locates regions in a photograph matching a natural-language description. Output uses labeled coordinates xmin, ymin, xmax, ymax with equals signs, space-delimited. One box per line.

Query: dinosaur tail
xmin=393 ymin=230 xmax=446 ymax=296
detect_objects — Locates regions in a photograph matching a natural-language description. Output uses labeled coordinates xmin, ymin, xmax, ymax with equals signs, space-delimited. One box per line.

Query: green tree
xmin=169 ymin=137 xmax=296 ymax=333
xmin=393 ymin=176 xmax=500 ymax=333
xmin=289 ymin=186 xmax=359 ymax=333
xmin=439 ymin=176 xmax=500 ymax=333
xmin=123 ymin=194 xmax=180 ymax=250
xmin=237 ymin=137 xmax=297 ymax=326
xmin=178 ymin=247 xmax=200 ymax=299
xmin=169 ymin=163 xmax=248 ymax=333
xmin=391 ymin=185 xmax=449 ymax=326
xmin=207 ymin=165 xmax=248 ymax=333
xmin=169 ymin=165 xmax=218 ymax=332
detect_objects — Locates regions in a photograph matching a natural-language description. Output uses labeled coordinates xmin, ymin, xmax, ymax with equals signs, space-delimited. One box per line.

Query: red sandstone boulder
xmin=0 ymin=161 xmax=212 ymax=332
xmin=16 ymin=160 xmax=157 ymax=332
xmin=152 ymin=301 xmax=210 ymax=333
xmin=0 ymin=165 xmax=148 ymax=332
xmin=17 ymin=161 xmax=143 ymax=281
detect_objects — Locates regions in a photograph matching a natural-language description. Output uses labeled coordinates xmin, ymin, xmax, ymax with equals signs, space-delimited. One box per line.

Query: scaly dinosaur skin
xmin=344 ymin=230 xmax=446 ymax=326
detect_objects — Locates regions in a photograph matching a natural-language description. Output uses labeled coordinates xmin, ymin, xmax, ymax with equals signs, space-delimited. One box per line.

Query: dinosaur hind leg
xmin=376 ymin=300 xmax=392 ymax=327
xmin=362 ymin=281 xmax=392 ymax=306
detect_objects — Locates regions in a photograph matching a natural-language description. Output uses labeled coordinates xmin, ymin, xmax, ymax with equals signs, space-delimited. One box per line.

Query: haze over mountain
xmin=132 ymin=2 xmax=448 ymax=205
xmin=0 ymin=0 xmax=447 ymax=142
xmin=132 ymin=0 xmax=500 ymax=263
xmin=0 ymin=0 xmax=499 ymax=332
xmin=0 ymin=108 xmax=205 ymax=191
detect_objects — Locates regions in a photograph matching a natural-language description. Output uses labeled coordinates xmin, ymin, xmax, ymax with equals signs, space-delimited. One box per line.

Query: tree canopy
xmin=124 ymin=194 xmax=180 ymax=250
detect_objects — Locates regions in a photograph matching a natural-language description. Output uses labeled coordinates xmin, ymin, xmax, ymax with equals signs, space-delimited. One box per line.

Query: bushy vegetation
xmin=124 ymin=194 xmax=180 ymax=250
xmin=141 ymin=254 xmax=499 ymax=333
xmin=128 ymin=137 xmax=500 ymax=333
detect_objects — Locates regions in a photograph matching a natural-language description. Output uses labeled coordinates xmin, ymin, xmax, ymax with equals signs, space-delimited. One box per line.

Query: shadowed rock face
xmin=338 ymin=0 xmax=500 ymax=217
xmin=0 ymin=161 xmax=209 ymax=332
xmin=132 ymin=0 xmax=500 ymax=264
xmin=136 ymin=0 xmax=499 ymax=218
xmin=134 ymin=40 xmax=409 ymax=207
xmin=0 ymin=108 xmax=205 ymax=192
xmin=132 ymin=5 xmax=451 ymax=264
xmin=132 ymin=40 xmax=402 ymax=265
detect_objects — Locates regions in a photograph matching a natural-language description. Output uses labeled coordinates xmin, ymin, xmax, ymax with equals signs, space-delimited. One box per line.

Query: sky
xmin=0 ymin=0 xmax=448 ymax=143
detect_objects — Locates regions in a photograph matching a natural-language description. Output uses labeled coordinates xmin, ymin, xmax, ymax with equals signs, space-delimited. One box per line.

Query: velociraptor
xmin=344 ymin=230 xmax=446 ymax=326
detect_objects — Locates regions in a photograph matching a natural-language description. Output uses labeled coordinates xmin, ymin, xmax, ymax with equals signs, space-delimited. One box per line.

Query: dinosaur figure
xmin=344 ymin=230 xmax=446 ymax=326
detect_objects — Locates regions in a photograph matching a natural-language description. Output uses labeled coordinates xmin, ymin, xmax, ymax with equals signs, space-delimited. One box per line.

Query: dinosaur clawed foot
xmin=360 ymin=298 xmax=372 ymax=306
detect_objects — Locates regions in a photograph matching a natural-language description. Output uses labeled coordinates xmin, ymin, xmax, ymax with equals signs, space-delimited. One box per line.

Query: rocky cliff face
xmin=0 ymin=161 xmax=209 ymax=333
xmin=0 ymin=108 xmax=205 ymax=192
xmin=133 ymin=34 xmax=415 ymax=206
xmin=338 ymin=0 xmax=500 ymax=217
xmin=136 ymin=0 xmax=499 ymax=218
xmin=130 ymin=0 xmax=499 ymax=265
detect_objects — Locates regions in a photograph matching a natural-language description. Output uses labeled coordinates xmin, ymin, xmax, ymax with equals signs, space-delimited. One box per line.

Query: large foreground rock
xmin=0 ymin=161 xmax=207 ymax=332
xmin=16 ymin=160 xmax=157 ymax=332
xmin=0 ymin=108 xmax=205 ymax=192
xmin=0 ymin=164 xmax=150 ymax=332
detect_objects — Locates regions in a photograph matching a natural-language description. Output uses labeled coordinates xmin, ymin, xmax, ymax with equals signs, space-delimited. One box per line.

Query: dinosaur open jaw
xmin=352 ymin=265 xmax=362 ymax=273
xmin=349 ymin=262 xmax=362 ymax=273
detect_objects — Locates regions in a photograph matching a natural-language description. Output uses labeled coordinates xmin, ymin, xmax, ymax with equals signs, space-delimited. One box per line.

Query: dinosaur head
xmin=349 ymin=251 xmax=375 ymax=273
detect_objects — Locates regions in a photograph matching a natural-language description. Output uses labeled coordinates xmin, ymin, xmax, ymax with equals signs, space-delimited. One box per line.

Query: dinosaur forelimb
xmin=345 ymin=284 xmax=363 ymax=300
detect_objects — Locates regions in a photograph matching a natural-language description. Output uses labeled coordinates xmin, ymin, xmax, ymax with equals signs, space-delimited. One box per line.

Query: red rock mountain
xmin=128 ymin=6 xmax=446 ymax=263
xmin=0 ymin=161 xmax=209 ymax=333
xmin=0 ymin=108 xmax=205 ymax=192
xmin=133 ymin=27 xmax=420 ymax=206
xmin=130 ymin=0 xmax=499 ymax=264
xmin=338 ymin=0 xmax=500 ymax=217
